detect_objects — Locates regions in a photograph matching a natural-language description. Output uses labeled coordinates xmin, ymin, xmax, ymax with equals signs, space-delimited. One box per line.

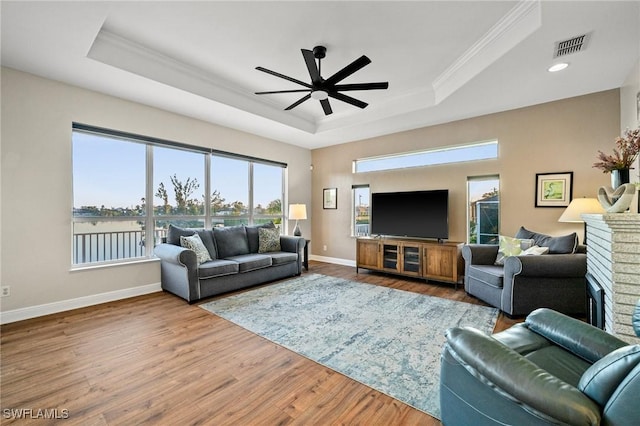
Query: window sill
xmin=70 ymin=257 xmax=159 ymax=272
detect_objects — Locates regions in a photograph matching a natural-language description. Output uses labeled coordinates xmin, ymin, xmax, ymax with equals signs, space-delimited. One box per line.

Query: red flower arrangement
xmin=593 ymin=127 xmax=640 ymax=173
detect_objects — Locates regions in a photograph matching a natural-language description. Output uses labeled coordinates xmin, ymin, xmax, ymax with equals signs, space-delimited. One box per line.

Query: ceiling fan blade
xmin=285 ymin=93 xmax=311 ymax=110
xmin=333 ymin=82 xmax=389 ymax=91
xmin=256 ymin=66 xmax=312 ymax=89
xmin=255 ymin=89 xmax=310 ymax=95
xmin=302 ymin=49 xmax=321 ymax=84
xmin=320 ymin=99 xmax=333 ymax=115
xmin=328 ymin=91 xmax=368 ymax=109
xmin=324 ymin=55 xmax=371 ymax=86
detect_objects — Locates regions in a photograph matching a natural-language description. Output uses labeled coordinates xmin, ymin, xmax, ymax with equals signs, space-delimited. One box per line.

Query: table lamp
xmin=288 ymin=204 xmax=307 ymax=236
xmin=558 ymin=198 xmax=604 ymax=244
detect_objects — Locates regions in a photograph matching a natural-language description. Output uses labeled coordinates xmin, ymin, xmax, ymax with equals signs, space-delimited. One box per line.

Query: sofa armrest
xmin=279 ymin=235 xmax=305 ymax=253
xmin=154 ymin=243 xmax=197 ymax=269
xmin=444 ymin=326 xmax=601 ymax=425
xmin=525 ymin=308 xmax=628 ymax=363
xmin=154 ymin=243 xmax=199 ymax=302
xmin=461 ymin=244 xmax=499 ymax=265
xmin=504 ymin=253 xmax=586 ymax=278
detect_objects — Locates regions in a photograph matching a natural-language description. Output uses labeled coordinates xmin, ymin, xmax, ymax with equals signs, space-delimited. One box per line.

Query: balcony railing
xmin=73 ymin=229 xmax=168 ymax=265
xmin=355 ymin=223 xmax=370 ymax=236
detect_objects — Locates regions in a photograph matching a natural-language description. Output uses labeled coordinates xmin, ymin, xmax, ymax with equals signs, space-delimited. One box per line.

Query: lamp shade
xmin=288 ymin=204 xmax=307 ymax=220
xmin=558 ymin=198 xmax=604 ymax=222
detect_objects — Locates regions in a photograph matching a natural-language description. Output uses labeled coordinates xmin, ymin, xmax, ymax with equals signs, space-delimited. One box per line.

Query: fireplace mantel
xmin=583 ymin=213 xmax=640 ymax=344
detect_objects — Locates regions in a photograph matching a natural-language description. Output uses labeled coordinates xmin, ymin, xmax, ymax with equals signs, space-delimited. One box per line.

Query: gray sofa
xmin=441 ymin=307 xmax=640 ymax=425
xmin=462 ymin=227 xmax=587 ymax=317
xmin=154 ymin=224 xmax=305 ymax=303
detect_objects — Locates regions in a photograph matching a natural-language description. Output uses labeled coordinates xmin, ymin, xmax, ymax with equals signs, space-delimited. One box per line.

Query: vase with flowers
xmin=593 ymin=127 xmax=640 ymax=188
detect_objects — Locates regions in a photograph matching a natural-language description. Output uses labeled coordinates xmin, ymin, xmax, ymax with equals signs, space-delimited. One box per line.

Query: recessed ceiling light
xmin=548 ymin=62 xmax=569 ymax=72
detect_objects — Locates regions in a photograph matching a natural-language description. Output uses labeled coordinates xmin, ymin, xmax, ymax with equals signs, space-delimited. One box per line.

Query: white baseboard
xmin=309 ymin=254 xmax=356 ymax=267
xmin=0 ymin=283 xmax=162 ymax=324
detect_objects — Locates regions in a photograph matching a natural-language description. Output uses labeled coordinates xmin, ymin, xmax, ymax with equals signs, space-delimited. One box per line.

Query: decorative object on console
xmin=288 ymin=203 xmax=307 ymax=236
xmin=535 ymin=171 xmax=573 ymax=207
xmin=593 ymin=127 xmax=639 ymax=178
xmin=597 ymin=183 xmax=636 ymax=213
xmin=558 ymin=197 xmax=604 ymax=243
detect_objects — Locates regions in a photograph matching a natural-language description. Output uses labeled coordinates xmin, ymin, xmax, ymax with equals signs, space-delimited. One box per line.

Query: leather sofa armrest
xmin=445 ymin=327 xmax=601 ymax=425
xmin=525 ymin=308 xmax=628 ymax=363
xmin=504 ymin=253 xmax=586 ymax=278
xmin=154 ymin=243 xmax=197 ymax=270
xmin=462 ymin=244 xmax=499 ymax=265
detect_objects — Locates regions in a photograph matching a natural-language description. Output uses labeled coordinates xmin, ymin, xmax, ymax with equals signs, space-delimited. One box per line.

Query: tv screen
xmin=370 ymin=190 xmax=449 ymax=240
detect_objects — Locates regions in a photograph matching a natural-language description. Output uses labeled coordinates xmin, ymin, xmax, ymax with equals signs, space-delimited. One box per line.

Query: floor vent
xmin=554 ymin=33 xmax=589 ymax=58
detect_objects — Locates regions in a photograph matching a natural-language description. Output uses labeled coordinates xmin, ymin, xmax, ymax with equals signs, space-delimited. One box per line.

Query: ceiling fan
xmin=255 ymin=46 xmax=389 ymax=115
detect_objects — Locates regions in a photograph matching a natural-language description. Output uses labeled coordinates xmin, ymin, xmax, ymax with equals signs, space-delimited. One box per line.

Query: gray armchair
xmin=440 ymin=307 xmax=640 ymax=425
xmin=462 ymin=227 xmax=587 ymax=317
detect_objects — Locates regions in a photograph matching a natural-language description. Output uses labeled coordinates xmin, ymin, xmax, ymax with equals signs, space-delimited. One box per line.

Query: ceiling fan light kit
xmin=255 ymin=45 xmax=389 ymax=115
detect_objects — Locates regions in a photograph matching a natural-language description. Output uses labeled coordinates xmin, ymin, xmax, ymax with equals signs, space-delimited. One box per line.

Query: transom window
xmin=354 ymin=140 xmax=498 ymax=173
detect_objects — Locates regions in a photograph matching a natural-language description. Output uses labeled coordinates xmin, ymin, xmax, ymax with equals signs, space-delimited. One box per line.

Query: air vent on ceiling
xmin=554 ymin=33 xmax=590 ymax=58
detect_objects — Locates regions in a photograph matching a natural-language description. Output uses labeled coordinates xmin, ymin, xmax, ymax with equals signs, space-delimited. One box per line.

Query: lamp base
xmin=293 ymin=222 xmax=302 ymax=237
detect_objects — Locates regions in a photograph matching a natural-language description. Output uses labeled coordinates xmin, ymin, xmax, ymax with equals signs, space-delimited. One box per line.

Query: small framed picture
xmin=323 ymin=188 xmax=337 ymax=209
xmin=535 ymin=172 xmax=573 ymax=207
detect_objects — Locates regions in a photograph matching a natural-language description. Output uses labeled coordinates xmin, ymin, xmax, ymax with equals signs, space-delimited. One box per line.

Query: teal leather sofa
xmin=441 ymin=307 xmax=640 ymax=425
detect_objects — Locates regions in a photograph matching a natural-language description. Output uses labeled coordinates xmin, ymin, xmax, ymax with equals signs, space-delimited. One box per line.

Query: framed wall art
xmin=323 ymin=187 xmax=337 ymax=209
xmin=535 ymin=171 xmax=573 ymax=207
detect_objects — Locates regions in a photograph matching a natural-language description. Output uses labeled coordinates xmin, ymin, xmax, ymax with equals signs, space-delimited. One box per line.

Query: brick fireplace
xmin=583 ymin=213 xmax=640 ymax=344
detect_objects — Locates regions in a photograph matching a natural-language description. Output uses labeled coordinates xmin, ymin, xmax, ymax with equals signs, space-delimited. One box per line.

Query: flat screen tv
xmin=370 ymin=189 xmax=449 ymax=240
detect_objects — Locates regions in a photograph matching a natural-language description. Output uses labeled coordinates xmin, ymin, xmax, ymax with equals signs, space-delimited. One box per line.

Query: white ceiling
xmin=2 ymin=1 xmax=639 ymax=149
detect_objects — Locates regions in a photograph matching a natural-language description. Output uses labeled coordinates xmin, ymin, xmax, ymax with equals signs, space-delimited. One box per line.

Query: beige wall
xmin=620 ymin=58 xmax=640 ymax=214
xmin=0 ymin=67 xmax=311 ymax=313
xmin=311 ymin=90 xmax=620 ymax=261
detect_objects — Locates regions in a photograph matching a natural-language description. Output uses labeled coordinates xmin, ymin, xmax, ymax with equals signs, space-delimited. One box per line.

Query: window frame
xmin=352 ymin=184 xmax=370 ymax=237
xmin=353 ymin=140 xmax=498 ymax=173
xmin=71 ymin=123 xmax=286 ymax=267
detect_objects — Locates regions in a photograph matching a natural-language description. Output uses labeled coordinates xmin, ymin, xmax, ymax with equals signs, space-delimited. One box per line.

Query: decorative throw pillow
xmin=515 ymin=226 xmax=578 ymax=254
xmin=495 ymin=235 xmax=535 ymax=265
xmin=521 ymin=245 xmax=550 ymax=256
xmin=258 ymin=227 xmax=281 ymax=253
xmin=180 ymin=233 xmax=212 ymax=264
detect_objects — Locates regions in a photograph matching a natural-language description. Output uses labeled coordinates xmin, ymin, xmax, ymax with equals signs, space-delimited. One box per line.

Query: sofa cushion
xmin=180 ymin=233 xmax=212 ymax=264
xmin=167 ymin=225 xmax=217 ymax=259
xmin=225 ymin=254 xmax=272 ymax=273
xmin=578 ymin=345 xmax=640 ymax=407
xmin=258 ymin=227 xmax=281 ymax=253
xmin=525 ymin=345 xmax=591 ymax=387
xmin=167 ymin=224 xmax=195 ymax=245
xmin=467 ymin=264 xmax=504 ymax=288
xmin=246 ymin=221 xmax=276 ymax=253
xmin=268 ymin=251 xmax=298 ymax=265
xmin=198 ymin=259 xmax=239 ymax=279
xmin=515 ymin=226 xmax=578 ymax=254
xmin=214 ymin=225 xmax=250 ymax=258
xmin=495 ymin=235 xmax=535 ymax=265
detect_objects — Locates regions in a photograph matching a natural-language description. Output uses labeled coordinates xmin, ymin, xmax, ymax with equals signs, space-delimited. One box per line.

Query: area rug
xmin=199 ymin=273 xmax=498 ymax=419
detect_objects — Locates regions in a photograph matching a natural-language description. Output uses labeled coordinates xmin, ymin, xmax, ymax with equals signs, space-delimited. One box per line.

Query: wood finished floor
xmin=1 ymin=262 xmax=520 ymax=425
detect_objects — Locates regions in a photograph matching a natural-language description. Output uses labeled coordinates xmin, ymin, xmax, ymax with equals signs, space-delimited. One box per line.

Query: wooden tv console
xmin=356 ymin=237 xmax=464 ymax=287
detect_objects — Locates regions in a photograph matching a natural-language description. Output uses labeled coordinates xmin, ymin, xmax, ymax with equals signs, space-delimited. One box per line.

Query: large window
xmin=72 ymin=124 xmax=285 ymax=266
xmin=467 ymin=176 xmax=500 ymax=244
xmin=352 ymin=184 xmax=370 ymax=236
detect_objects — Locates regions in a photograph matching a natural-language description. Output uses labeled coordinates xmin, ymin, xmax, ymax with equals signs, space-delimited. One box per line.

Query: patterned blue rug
xmin=200 ymin=273 xmax=498 ymax=419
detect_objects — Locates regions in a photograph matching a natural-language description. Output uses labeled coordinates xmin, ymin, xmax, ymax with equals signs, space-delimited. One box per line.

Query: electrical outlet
xmin=323 ymin=245 xmax=327 ymax=251
xmin=1 ymin=286 xmax=10 ymax=297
